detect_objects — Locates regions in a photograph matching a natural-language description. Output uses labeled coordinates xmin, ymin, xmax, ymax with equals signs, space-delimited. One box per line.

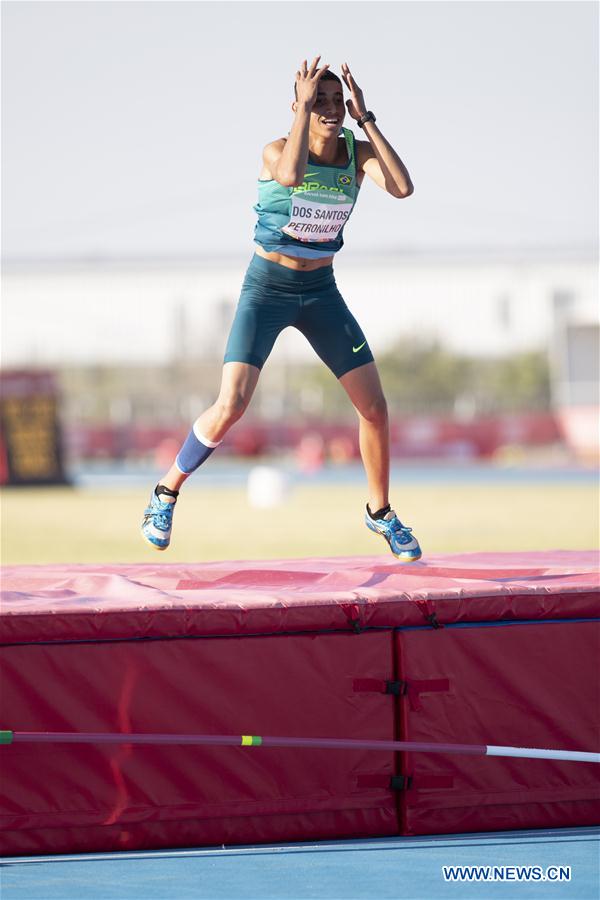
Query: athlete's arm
xmin=262 ymin=56 xmax=330 ymax=187
xmin=342 ymin=62 xmax=414 ymax=199
xmin=357 ymin=134 xmax=414 ymax=198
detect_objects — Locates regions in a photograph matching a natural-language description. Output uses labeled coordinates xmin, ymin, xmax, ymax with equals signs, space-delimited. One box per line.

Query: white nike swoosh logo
xmin=353 ymin=341 xmax=367 ymax=353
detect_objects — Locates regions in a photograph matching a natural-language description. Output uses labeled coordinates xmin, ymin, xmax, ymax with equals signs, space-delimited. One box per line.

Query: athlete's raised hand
xmin=295 ymin=56 xmax=330 ymax=108
xmin=341 ymin=62 xmax=367 ymax=120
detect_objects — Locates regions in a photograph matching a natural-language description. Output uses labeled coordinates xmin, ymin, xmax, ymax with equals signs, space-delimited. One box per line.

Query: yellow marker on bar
xmin=241 ymin=735 xmax=262 ymax=746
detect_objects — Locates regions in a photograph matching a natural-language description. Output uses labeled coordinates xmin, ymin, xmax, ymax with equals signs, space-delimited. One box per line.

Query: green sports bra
xmin=253 ymin=128 xmax=360 ymax=260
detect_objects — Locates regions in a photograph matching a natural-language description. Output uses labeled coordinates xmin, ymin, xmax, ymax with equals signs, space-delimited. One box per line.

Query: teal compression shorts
xmin=224 ymin=254 xmax=374 ymax=378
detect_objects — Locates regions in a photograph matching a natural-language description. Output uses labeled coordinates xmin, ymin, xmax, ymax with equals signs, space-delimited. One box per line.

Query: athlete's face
xmin=309 ymin=81 xmax=345 ymax=134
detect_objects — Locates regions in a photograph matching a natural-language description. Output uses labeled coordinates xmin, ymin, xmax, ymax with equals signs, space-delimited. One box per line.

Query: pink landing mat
xmin=1 ymin=551 xmax=598 ymax=643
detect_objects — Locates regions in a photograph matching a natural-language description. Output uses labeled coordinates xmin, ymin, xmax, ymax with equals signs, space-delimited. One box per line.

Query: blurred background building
xmin=2 ymin=245 xmax=597 ymax=477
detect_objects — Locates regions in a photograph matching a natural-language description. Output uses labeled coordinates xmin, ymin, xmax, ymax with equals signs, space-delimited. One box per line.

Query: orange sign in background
xmin=0 ymin=371 xmax=68 ymax=486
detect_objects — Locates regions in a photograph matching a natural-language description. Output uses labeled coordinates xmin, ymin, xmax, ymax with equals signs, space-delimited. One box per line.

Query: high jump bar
xmin=1 ymin=731 xmax=598 ymax=763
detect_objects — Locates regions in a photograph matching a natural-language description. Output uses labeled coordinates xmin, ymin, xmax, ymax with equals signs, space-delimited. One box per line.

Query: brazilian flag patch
xmin=338 ymin=174 xmax=352 ymax=186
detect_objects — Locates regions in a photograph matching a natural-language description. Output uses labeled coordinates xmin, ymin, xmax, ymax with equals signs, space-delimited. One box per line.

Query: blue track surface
xmin=72 ymin=459 xmax=598 ymax=490
xmin=2 ymin=828 xmax=599 ymax=900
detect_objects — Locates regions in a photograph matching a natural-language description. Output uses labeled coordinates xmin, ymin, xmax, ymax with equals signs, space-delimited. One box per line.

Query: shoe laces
xmin=153 ymin=509 xmax=173 ymax=530
xmin=145 ymin=496 xmax=174 ymax=531
xmin=387 ymin=512 xmax=413 ymax=543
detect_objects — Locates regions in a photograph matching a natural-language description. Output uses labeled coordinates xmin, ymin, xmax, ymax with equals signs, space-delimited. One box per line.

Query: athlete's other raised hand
xmin=295 ymin=56 xmax=330 ymax=108
xmin=341 ymin=62 xmax=367 ymax=120
xmin=341 ymin=62 xmax=414 ymax=198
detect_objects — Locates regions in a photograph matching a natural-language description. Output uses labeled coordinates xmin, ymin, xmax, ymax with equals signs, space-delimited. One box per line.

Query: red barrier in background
xmin=65 ymin=412 xmax=562 ymax=463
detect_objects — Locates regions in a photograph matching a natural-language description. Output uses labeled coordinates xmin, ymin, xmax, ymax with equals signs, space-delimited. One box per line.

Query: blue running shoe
xmin=141 ymin=485 xmax=179 ymax=551
xmin=365 ymin=505 xmax=422 ymax=562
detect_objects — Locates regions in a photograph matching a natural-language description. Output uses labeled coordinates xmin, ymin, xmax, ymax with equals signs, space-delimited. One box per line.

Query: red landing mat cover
xmin=1 ymin=630 xmax=399 ymax=854
xmin=1 ymin=551 xmax=599 ymax=642
xmin=1 ymin=552 xmax=599 ymax=854
xmin=396 ymin=620 xmax=600 ymax=835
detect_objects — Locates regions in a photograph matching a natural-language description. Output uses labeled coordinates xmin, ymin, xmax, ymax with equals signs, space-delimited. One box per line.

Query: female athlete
xmin=142 ymin=57 xmax=422 ymax=562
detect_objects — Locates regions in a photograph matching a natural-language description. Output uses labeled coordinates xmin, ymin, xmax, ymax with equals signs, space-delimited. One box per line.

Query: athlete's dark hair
xmin=294 ymin=70 xmax=343 ymax=100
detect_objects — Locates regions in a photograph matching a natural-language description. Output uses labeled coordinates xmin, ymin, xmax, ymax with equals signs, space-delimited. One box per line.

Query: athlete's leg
xmin=296 ymin=278 xmax=421 ymax=560
xmin=142 ymin=254 xmax=294 ymax=550
xmin=339 ymin=362 xmax=389 ymax=514
xmin=294 ymin=279 xmax=384 ymax=508
xmin=158 ymin=361 xmax=261 ymax=494
xmin=340 ymin=360 xmax=421 ymax=560
xmin=141 ymin=362 xmax=260 ymax=551
xmin=156 ymin=256 xmax=293 ymax=497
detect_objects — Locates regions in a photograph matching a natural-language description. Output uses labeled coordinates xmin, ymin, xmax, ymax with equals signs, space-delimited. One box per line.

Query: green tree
xmin=288 ymin=341 xmax=551 ymax=418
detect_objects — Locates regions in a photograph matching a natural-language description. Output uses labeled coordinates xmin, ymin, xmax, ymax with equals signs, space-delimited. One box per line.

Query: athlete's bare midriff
xmin=254 ymin=245 xmax=334 ymax=271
